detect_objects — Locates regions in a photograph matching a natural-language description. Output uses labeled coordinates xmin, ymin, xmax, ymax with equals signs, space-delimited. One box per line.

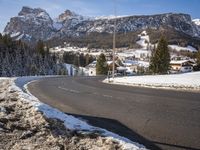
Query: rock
xmin=0 ymin=118 xmax=8 ymax=124
xmin=0 ymin=106 xmax=6 ymax=113
xmin=20 ymin=130 xmax=34 ymax=139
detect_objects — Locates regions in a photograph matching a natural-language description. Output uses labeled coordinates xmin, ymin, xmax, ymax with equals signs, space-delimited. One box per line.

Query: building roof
xmin=170 ymin=60 xmax=195 ymax=65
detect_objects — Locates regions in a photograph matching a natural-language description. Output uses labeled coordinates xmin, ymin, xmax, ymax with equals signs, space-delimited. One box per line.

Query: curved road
xmin=28 ymin=77 xmax=200 ymax=150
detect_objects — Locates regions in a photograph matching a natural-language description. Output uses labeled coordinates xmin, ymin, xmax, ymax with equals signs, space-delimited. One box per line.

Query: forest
xmin=0 ymin=34 xmax=63 ymax=77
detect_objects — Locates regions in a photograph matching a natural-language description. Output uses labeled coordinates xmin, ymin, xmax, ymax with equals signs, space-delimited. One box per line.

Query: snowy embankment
xmin=104 ymin=72 xmax=200 ymax=91
xmin=0 ymin=77 xmax=147 ymax=150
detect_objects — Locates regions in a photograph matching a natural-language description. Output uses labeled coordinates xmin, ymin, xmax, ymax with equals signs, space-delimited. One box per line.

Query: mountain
xmin=3 ymin=7 xmax=55 ymax=42
xmin=3 ymin=7 xmax=200 ymax=48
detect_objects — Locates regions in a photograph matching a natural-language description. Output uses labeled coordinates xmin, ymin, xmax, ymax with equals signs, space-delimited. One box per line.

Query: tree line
xmin=63 ymin=51 xmax=94 ymax=67
xmin=0 ymin=34 xmax=64 ymax=77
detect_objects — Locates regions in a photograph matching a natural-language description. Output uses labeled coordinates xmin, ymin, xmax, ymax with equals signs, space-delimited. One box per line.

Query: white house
xmin=170 ymin=60 xmax=195 ymax=73
xmin=88 ymin=67 xmax=96 ymax=76
xmin=86 ymin=61 xmax=97 ymax=76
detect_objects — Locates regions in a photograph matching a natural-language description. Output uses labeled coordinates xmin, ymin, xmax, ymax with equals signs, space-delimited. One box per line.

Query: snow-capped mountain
xmin=3 ymin=6 xmax=56 ymax=41
xmin=193 ymin=19 xmax=200 ymax=36
xmin=3 ymin=6 xmax=200 ymax=44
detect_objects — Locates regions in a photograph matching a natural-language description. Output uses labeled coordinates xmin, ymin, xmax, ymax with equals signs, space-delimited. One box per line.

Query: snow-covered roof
xmin=117 ymin=66 xmax=127 ymax=71
xmin=86 ymin=61 xmax=97 ymax=68
xmin=123 ymin=60 xmax=149 ymax=68
xmin=170 ymin=60 xmax=195 ymax=65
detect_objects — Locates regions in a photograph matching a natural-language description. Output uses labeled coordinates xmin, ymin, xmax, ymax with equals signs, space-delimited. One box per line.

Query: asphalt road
xmin=28 ymin=76 xmax=200 ymax=150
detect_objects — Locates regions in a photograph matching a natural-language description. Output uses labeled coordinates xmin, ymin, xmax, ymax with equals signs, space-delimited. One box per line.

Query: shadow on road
xmin=151 ymin=141 xmax=200 ymax=150
xmin=66 ymin=113 xmax=200 ymax=150
xmin=66 ymin=113 xmax=161 ymax=150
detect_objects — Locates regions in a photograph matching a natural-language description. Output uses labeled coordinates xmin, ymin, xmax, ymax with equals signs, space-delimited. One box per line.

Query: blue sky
xmin=0 ymin=0 xmax=200 ymax=32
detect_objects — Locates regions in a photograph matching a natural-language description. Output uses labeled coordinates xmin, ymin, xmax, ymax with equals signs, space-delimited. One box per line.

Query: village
xmin=50 ymin=31 xmax=198 ymax=77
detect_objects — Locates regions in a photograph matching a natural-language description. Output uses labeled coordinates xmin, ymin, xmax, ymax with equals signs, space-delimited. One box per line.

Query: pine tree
xmin=196 ymin=50 xmax=200 ymax=67
xmin=73 ymin=55 xmax=80 ymax=67
xmin=96 ymin=53 xmax=108 ymax=75
xmin=36 ymin=40 xmax=45 ymax=58
xmin=85 ymin=54 xmax=90 ymax=66
xmin=0 ymin=33 xmax=2 ymax=40
xmin=149 ymin=37 xmax=170 ymax=74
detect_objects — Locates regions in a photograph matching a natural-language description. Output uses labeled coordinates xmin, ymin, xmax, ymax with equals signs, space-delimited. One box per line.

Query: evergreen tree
xmin=79 ymin=53 xmax=85 ymax=67
xmin=96 ymin=53 xmax=108 ymax=75
xmin=196 ymin=50 xmax=200 ymax=67
xmin=0 ymin=34 xmax=61 ymax=77
xmin=0 ymin=33 xmax=2 ymax=40
xmin=149 ymin=37 xmax=170 ymax=74
xmin=36 ymin=40 xmax=45 ymax=57
xmin=73 ymin=55 xmax=80 ymax=67
xmin=85 ymin=54 xmax=90 ymax=66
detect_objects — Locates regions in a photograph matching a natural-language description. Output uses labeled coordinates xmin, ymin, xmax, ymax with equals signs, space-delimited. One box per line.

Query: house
xmin=170 ymin=60 xmax=195 ymax=73
xmin=86 ymin=60 xmax=122 ymax=76
xmin=123 ymin=59 xmax=150 ymax=73
xmin=88 ymin=67 xmax=96 ymax=76
xmin=85 ymin=61 xmax=97 ymax=76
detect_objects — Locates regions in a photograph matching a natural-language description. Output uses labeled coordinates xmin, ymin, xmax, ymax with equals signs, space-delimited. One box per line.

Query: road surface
xmin=28 ymin=77 xmax=200 ymax=150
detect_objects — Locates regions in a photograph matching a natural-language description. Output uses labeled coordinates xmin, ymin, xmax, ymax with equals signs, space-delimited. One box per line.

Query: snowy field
xmin=104 ymin=72 xmax=200 ymax=91
xmin=168 ymin=45 xmax=197 ymax=52
xmin=0 ymin=77 xmax=147 ymax=150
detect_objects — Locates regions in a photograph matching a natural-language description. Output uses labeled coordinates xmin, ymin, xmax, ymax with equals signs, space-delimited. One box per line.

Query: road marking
xmin=103 ymin=94 xmax=113 ymax=98
xmin=58 ymin=86 xmax=124 ymax=100
xmin=58 ymin=86 xmax=80 ymax=94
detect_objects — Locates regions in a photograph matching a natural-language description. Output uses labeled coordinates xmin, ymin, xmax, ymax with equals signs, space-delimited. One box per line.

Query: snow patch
xmin=169 ymin=45 xmax=197 ymax=52
xmin=104 ymin=72 xmax=200 ymax=91
xmin=136 ymin=31 xmax=150 ymax=49
xmin=16 ymin=34 xmax=24 ymax=40
xmin=37 ymin=12 xmax=50 ymax=20
xmin=10 ymin=32 xmax=21 ymax=38
xmin=193 ymin=19 xmax=200 ymax=26
xmin=94 ymin=15 xmax=127 ymax=20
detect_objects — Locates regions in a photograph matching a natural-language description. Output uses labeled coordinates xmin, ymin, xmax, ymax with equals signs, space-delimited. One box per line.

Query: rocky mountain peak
xmin=3 ymin=6 xmax=53 ymax=41
xmin=17 ymin=6 xmax=51 ymax=21
xmin=18 ymin=6 xmax=33 ymax=16
xmin=18 ymin=6 xmax=47 ymax=16
xmin=58 ymin=10 xmax=77 ymax=21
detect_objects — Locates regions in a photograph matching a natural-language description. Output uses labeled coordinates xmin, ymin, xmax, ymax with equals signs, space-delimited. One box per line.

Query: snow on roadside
xmin=104 ymin=72 xmax=200 ymax=91
xmin=8 ymin=77 xmax=147 ymax=150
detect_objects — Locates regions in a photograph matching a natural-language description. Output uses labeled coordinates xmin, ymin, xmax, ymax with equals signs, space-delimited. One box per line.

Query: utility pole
xmin=112 ymin=0 xmax=116 ymax=79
